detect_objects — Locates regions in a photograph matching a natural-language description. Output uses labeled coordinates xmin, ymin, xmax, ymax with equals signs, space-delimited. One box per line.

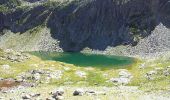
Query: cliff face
xmin=0 ymin=0 xmax=170 ymax=54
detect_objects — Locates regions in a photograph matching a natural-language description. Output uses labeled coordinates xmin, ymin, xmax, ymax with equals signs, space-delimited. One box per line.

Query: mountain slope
xmin=0 ymin=0 xmax=170 ymax=55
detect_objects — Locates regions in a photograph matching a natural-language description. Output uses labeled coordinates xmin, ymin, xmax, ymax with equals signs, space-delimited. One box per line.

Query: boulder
xmin=73 ymin=88 xmax=85 ymax=96
xmin=51 ymin=88 xmax=64 ymax=96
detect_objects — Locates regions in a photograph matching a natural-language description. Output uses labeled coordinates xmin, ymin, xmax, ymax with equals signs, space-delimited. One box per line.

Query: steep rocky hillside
xmin=0 ymin=0 xmax=170 ymax=55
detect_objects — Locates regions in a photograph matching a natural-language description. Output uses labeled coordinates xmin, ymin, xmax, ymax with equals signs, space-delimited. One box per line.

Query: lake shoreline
xmin=0 ymin=49 xmax=170 ymax=99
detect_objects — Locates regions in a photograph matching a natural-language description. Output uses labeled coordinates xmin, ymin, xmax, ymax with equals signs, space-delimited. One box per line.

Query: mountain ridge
xmin=0 ymin=0 xmax=170 ymax=56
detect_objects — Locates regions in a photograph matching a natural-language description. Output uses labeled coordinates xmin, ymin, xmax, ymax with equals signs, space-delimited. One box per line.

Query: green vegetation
xmin=0 ymin=49 xmax=169 ymax=92
xmin=0 ymin=5 xmax=9 ymax=13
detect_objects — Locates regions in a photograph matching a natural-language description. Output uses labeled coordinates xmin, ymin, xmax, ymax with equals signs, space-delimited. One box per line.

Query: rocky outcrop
xmin=0 ymin=0 xmax=170 ymax=55
xmin=0 ymin=13 xmax=4 ymax=33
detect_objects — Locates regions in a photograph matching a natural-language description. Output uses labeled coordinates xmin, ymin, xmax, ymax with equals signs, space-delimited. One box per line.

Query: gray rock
xmin=119 ymin=70 xmax=133 ymax=79
xmin=31 ymin=93 xmax=41 ymax=97
xmin=22 ymin=93 xmax=40 ymax=99
xmin=0 ymin=77 xmax=3 ymax=80
xmin=22 ymin=94 xmax=31 ymax=99
xmin=86 ymin=90 xmax=106 ymax=96
xmin=51 ymin=88 xmax=64 ymax=96
xmin=52 ymin=95 xmax=64 ymax=100
xmin=110 ymin=77 xmax=131 ymax=85
xmin=163 ymin=67 xmax=170 ymax=76
xmin=73 ymin=88 xmax=85 ymax=96
xmin=145 ymin=70 xmax=157 ymax=80
xmin=109 ymin=69 xmax=133 ymax=85
xmin=30 ymin=69 xmax=45 ymax=74
xmin=33 ymin=73 xmax=41 ymax=81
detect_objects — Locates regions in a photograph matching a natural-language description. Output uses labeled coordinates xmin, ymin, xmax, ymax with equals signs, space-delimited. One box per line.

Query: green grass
xmin=0 ymin=5 xmax=9 ymax=13
xmin=0 ymin=50 xmax=170 ymax=91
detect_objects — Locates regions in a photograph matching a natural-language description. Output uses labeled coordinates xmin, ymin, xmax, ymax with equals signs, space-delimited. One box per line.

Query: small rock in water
xmin=73 ymin=88 xmax=85 ymax=96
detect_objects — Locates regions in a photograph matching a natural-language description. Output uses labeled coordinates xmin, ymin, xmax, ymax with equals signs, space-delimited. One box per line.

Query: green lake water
xmin=30 ymin=52 xmax=134 ymax=68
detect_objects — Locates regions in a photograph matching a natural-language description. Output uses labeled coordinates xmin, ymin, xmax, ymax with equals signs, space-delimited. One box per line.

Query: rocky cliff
xmin=0 ymin=0 xmax=170 ymax=55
